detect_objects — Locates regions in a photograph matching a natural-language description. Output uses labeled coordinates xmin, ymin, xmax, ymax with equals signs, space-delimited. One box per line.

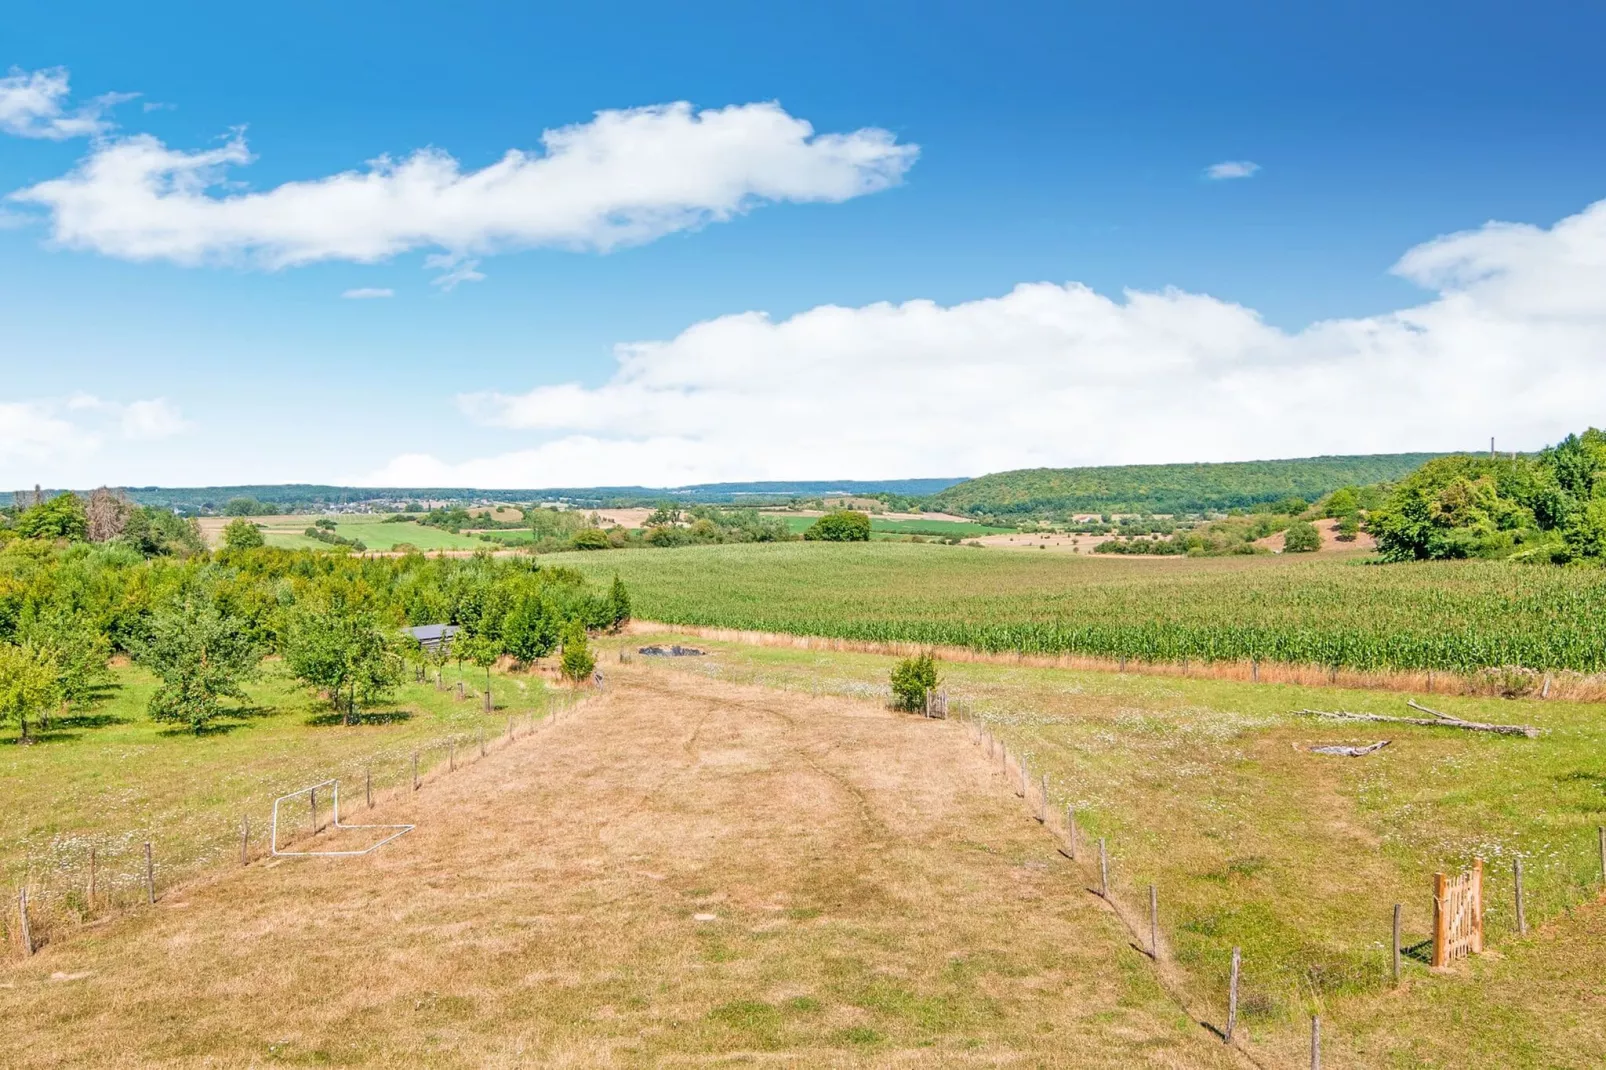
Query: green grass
xmin=0 ymin=660 xmax=565 ymax=915
xmin=263 ymin=519 xmax=486 ymax=551
xmin=550 ymin=541 xmax=1606 ymax=673
xmin=625 ymin=631 xmax=1606 ymax=1066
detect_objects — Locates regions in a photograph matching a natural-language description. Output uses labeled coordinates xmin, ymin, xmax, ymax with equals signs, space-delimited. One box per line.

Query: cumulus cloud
xmin=1204 ymin=160 xmax=1259 ymax=180
xmin=0 ymin=66 xmax=129 ymax=140
xmin=10 ymin=101 xmax=918 ymax=285
xmin=342 ymin=287 xmax=394 ymax=299
xmin=366 ymin=196 xmax=1606 ymax=488
xmin=0 ymin=395 xmax=188 ymax=468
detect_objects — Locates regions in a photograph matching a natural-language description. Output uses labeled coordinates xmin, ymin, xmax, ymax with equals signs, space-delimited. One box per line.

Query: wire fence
xmin=3 ymin=687 xmax=589 ymax=957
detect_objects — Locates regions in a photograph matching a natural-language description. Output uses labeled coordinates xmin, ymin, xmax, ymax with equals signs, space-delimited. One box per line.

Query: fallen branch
xmin=1309 ymin=740 xmax=1391 ymax=757
xmin=1296 ymin=708 xmax=1539 ymax=738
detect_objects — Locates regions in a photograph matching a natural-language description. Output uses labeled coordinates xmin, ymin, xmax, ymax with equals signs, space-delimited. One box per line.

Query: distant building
xmin=407 ymin=624 xmax=460 ymax=653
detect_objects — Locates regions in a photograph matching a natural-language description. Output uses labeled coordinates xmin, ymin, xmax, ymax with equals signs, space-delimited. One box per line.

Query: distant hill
xmin=928 ymin=454 xmax=1446 ymax=517
xmin=5 ymin=478 xmax=966 ymax=513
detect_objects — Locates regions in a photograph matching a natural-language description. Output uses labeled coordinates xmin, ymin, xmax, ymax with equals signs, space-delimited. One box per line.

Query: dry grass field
xmin=0 ymin=668 xmax=1237 ymax=1068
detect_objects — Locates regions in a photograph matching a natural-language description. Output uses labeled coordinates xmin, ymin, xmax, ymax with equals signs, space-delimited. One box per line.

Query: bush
xmin=889 ymin=652 xmax=939 ymax=711
xmin=804 ymin=510 xmax=871 ymax=542
xmin=571 ymin=528 xmax=611 ymax=550
xmin=559 ymin=621 xmax=596 ymax=682
xmin=1283 ymin=520 xmax=1322 ymax=553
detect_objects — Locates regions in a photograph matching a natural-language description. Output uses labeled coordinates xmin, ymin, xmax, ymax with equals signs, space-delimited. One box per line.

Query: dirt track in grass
xmin=0 ymin=666 xmax=1240 ymax=1068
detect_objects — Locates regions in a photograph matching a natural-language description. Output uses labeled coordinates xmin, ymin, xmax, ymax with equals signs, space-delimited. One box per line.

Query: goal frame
xmin=270 ymin=778 xmax=415 ymax=857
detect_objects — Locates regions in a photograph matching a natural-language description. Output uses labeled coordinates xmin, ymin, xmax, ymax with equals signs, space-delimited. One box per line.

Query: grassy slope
xmin=548 ymin=542 xmax=1606 ymax=673
xmin=0 ymin=660 xmax=563 ymax=915
xmin=932 ymin=453 xmax=1441 ymax=515
xmin=627 ymin=631 xmax=1606 ymax=1067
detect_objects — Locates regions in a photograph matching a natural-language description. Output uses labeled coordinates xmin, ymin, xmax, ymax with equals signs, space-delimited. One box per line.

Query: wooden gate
xmin=1432 ymin=858 xmax=1484 ymax=967
xmin=923 ymin=689 xmax=948 ymax=719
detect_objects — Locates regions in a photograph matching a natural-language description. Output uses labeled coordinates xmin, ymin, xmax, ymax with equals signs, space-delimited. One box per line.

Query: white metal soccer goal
xmin=270 ymin=778 xmax=415 ymax=857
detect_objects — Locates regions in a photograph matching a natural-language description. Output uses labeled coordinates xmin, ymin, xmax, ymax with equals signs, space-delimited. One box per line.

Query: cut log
xmin=1309 ymin=740 xmax=1391 ymax=757
xmin=1296 ymin=708 xmax=1538 ymax=738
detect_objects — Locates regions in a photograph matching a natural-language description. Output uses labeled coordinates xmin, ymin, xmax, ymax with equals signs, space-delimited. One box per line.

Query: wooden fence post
xmin=1311 ymin=1015 xmax=1321 ymax=1070
xmin=1225 ymin=947 xmax=1241 ymax=1042
xmin=1251 ymin=659 xmax=1259 ymax=683
xmin=1431 ymin=872 xmax=1447 ymax=967
xmin=1017 ymin=756 xmax=1028 ymax=798
xmin=18 ymin=888 xmax=33 ymax=956
xmin=1098 ymin=838 xmax=1109 ymax=898
xmin=1472 ymin=857 xmax=1484 ymax=954
xmin=1391 ymin=904 xmax=1401 ymax=984
xmin=412 ymin=752 xmax=419 ymax=791
xmin=366 ymin=766 xmax=373 ymax=809
xmin=1118 ymin=655 xmax=1127 ymax=672
xmin=484 ymin=687 xmax=492 ymax=713
xmin=1065 ymin=805 xmax=1077 ymax=860
xmin=1149 ymin=884 xmax=1159 ymax=959
xmin=1514 ymin=857 xmax=1527 ymax=936
xmin=309 ymin=787 xmax=318 ymax=833
xmin=89 ymin=846 xmax=97 ymax=908
xmin=1599 ymin=826 xmax=1605 ymax=885
xmin=1038 ymin=774 xmax=1048 ymax=822
xmin=144 ymin=841 xmax=155 ymax=904
xmin=449 ymin=740 xmax=455 ymax=771
xmin=240 ymin=816 xmax=249 ymax=865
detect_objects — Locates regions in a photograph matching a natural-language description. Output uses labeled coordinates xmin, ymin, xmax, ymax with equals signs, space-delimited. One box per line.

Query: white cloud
xmin=0 ymin=66 xmax=128 ymax=140
xmin=1204 ymin=160 xmax=1260 ymax=180
xmin=120 ymin=398 xmax=188 ymax=440
xmin=342 ymin=287 xmax=394 ymax=299
xmin=424 ymin=254 xmax=485 ymax=291
xmin=366 ymin=196 xmax=1606 ymax=488
xmin=0 ymin=395 xmax=187 ymax=469
xmin=11 ymin=101 xmax=918 ymax=285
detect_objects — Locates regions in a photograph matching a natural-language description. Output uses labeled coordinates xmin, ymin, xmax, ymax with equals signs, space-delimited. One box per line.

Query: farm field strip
xmin=619 ymin=632 xmax=1606 ymax=1068
xmin=550 ymin=542 xmax=1606 ymax=674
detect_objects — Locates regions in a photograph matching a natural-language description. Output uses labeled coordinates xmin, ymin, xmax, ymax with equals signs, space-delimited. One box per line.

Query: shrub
xmin=1283 ymin=520 xmax=1321 ymax=553
xmin=559 ymin=621 xmax=596 ymax=683
xmin=804 ymin=510 xmax=871 ymax=542
xmin=571 ymin=528 xmax=611 ymax=550
xmin=889 ymin=652 xmax=939 ymax=711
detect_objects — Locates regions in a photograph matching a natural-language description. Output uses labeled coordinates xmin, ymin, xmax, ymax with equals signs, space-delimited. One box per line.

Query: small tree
xmin=804 ymin=510 xmax=871 ymax=542
xmin=459 ymin=633 xmax=499 ymax=703
xmin=889 ymin=652 xmax=939 ymax=712
xmin=1283 ymin=520 xmax=1322 ymax=553
xmin=607 ymin=574 xmax=631 ymax=632
xmin=135 ymin=599 xmax=261 ymax=732
xmin=222 ymin=518 xmax=266 ymax=551
xmin=0 ymin=643 xmax=61 ymax=742
xmin=16 ymin=493 xmax=87 ymax=541
xmin=559 ymin=621 xmax=596 ymax=684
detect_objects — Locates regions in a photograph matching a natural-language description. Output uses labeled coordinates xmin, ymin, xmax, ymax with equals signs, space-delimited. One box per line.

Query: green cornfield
xmin=551 ymin=542 xmax=1606 ymax=673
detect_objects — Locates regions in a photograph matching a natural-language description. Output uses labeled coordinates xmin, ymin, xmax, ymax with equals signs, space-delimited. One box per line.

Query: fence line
xmin=3 ymin=687 xmax=591 ymax=958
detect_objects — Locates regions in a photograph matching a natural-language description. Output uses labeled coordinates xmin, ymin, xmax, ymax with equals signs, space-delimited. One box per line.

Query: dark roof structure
xmin=407 ymin=624 xmax=460 ymax=651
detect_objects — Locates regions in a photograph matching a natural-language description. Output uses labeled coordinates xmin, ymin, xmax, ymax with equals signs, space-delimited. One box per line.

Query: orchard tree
xmin=501 ymin=601 xmax=558 ymax=664
xmin=134 ymin=598 xmax=261 ymax=733
xmin=458 ymin=633 xmax=499 ymax=705
xmin=281 ymin=605 xmax=401 ymax=724
xmin=0 ymin=643 xmax=62 ymax=742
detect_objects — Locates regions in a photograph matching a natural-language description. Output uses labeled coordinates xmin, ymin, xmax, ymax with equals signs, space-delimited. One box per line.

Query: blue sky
xmin=4 ymin=1 xmax=1606 ymax=488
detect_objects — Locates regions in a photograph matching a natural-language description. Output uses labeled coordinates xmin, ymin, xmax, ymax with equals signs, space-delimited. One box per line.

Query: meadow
xmin=774 ymin=515 xmax=1015 ymax=538
xmin=624 ymin=631 xmax=1606 ymax=1067
xmin=549 ymin=541 xmax=1606 ymax=675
